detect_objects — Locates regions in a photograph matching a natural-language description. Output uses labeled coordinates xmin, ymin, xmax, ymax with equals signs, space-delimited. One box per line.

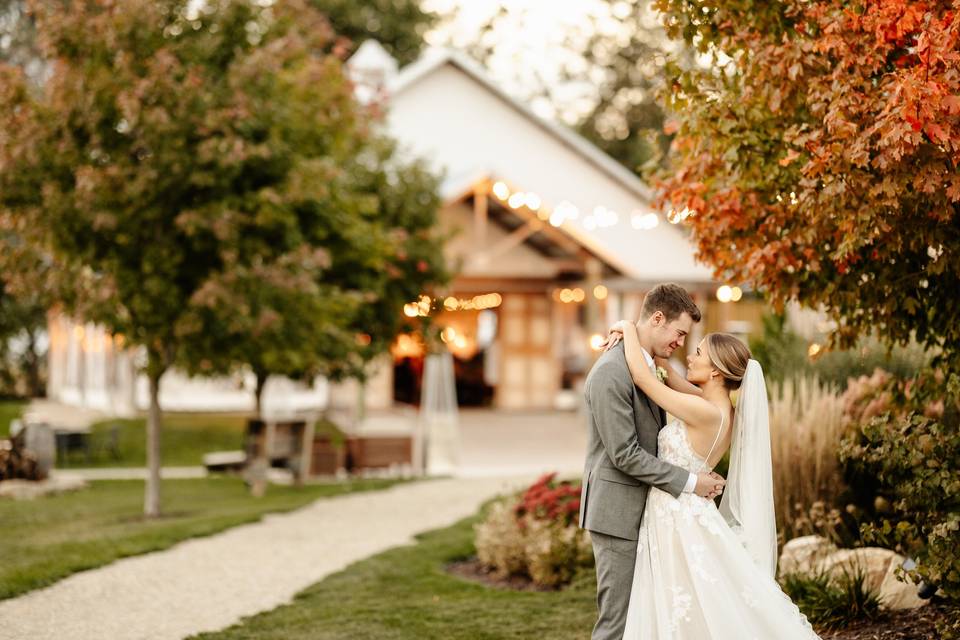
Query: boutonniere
xmin=656 ymin=366 xmax=668 ymax=384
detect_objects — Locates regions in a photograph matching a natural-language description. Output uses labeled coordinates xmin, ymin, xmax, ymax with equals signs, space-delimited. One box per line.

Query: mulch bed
xmin=446 ymin=558 xmax=560 ymax=592
xmin=819 ymin=601 xmax=955 ymax=640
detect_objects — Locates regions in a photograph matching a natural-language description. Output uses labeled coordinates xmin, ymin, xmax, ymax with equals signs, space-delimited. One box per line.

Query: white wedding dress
xmin=622 ymin=419 xmax=821 ymax=639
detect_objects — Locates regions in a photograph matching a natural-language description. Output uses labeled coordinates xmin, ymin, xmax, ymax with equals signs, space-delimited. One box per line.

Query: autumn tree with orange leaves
xmin=655 ymin=0 xmax=960 ymax=362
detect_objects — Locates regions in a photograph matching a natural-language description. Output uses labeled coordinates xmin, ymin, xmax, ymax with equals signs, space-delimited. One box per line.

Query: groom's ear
xmin=649 ymin=310 xmax=664 ymax=326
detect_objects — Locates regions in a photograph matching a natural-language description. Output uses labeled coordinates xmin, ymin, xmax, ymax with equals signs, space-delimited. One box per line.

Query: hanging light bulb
xmin=590 ymin=334 xmax=606 ymax=351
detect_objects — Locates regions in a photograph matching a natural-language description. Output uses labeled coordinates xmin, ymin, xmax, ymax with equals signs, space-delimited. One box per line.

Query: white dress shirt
xmin=641 ymin=348 xmax=698 ymax=494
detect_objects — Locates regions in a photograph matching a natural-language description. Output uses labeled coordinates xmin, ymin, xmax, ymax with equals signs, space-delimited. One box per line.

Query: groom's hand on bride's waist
xmin=693 ymin=471 xmax=726 ymax=500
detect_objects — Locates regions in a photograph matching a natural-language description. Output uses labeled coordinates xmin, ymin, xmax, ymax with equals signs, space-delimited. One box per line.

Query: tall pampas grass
xmin=768 ymin=377 xmax=849 ymax=543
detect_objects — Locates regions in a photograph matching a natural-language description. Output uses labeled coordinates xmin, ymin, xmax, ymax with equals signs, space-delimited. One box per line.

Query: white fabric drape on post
xmin=418 ymin=351 xmax=460 ymax=475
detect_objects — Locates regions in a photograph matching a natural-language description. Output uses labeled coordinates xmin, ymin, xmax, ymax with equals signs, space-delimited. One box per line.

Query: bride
xmin=604 ymin=322 xmax=821 ymax=639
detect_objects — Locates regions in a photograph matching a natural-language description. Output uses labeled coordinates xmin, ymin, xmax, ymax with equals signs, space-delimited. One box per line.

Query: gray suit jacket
xmin=579 ymin=341 xmax=689 ymax=540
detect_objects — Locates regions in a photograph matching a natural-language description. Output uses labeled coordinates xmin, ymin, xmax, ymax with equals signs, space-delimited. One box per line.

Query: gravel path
xmin=51 ymin=467 xmax=208 ymax=480
xmin=0 ymin=476 xmax=528 ymax=640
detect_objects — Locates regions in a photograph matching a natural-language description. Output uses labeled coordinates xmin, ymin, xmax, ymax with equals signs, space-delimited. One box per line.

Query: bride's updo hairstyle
xmin=705 ymin=333 xmax=751 ymax=390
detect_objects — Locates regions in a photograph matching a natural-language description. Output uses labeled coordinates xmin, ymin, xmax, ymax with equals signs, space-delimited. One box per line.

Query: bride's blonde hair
xmin=705 ymin=333 xmax=751 ymax=390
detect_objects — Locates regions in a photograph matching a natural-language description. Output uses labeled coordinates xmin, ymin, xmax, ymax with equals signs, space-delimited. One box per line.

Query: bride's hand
xmin=601 ymin=320 xmax=633 ymax=352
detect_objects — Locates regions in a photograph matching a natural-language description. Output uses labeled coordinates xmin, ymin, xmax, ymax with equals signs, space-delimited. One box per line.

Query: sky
xmin=421 ymin=0 xmax=640 ymax=125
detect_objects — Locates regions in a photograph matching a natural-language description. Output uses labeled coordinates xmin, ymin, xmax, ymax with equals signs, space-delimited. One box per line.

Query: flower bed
xmin=474 ymin=473 xmax=593 ymax=588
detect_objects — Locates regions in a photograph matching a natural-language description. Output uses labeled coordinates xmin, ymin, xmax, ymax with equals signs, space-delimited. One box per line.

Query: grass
xmin=60 ymin=412 xmax=248 ymax=467
xmin=0 ymin=476 xmax=400 ymax=600
xmin=57 ymin=414 xmax=344 ymax=468
xmin=0 ymin=399 xmax=27 ymax=437
xmin=191 ymin=513 xmax=598 ymax=640
xmin=190 ymin=509 xmax=885 ymax=640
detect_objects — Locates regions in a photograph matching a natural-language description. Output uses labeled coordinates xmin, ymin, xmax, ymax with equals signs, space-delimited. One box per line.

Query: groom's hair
xmin=639 ymin=283 xmax=702 ymax=323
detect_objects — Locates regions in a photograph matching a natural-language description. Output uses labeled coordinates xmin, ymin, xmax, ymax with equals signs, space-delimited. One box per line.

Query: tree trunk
xmin=23 ymin=329 xmax=43 ymax=397
xmin=254 ymin=370 xmax=267 ymax=418
xmin=144 ymin=369 xmax=163 ymax=518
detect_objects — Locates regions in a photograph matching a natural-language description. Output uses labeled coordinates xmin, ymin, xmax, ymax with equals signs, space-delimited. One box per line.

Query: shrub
xmin=750 ymin=313 xmax=928 ymax=387
xmin=514 ymin=472 xmax=582 ymax=527
xmin=780 ymin=567 xmax=881 ymax=631
xmin=839 ymin=369 xmax=960 ymax=605
xmin=475 ymin=499 xmax=527 ymax=577
xmin=474 ymin=473 xmax=592 ymax=588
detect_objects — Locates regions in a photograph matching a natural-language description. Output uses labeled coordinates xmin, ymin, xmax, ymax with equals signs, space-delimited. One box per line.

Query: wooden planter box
xmin=346 ymin=436 xmax=413 ymax=470
xmin=309 ymin=437 xmax=347 ymax=476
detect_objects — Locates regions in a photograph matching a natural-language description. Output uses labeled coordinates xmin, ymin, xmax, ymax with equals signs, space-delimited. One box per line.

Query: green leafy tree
xmin=0 ymin=0 xmax=373 ymax=516
xmin=174 ymin=136 xmax=449 ymax=415
xmin=0 ymin=0 xmax=39 ymax=75
xmin=310 ymin=0 xmax=436 ymax=65
xmin=321 ymin=138 xmax=448 ymax=379
xmin=0 ymin=248 xmax=51 ymax=398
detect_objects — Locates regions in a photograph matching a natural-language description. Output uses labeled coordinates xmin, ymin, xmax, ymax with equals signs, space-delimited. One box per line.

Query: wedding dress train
xmin=622 ymin=419 xmax=821 ymax=640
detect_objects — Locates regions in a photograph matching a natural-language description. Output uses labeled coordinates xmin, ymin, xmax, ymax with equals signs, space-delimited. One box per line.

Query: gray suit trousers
xmin=591 ymin=530 xmax=639 ymax=640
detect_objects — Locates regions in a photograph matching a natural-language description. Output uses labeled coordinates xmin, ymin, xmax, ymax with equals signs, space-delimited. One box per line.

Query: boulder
xmin=877 ymin=559 xmax=929 ymax=610
xmin=778 ymin=535 xmax=838 ymax=575
xmin=821 ymin=547 xmax=898 ymax=593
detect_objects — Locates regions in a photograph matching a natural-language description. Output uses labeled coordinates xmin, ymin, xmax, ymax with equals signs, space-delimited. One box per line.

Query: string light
xmin=405 ymin=292 xmax=502 ymax=317
xmin=667 ymin=207 xmax=693 ymax=224
xmin=392 ymin=334 xmax=423 ymax=358
xmin=593 ymin=285 xmax=608 ymax=300
xmin=486 ymin=178 xmax=677 ymax=232
xmin=716 ymin=285 xmax=743 ymax=303
xmin=589 ymin=334 xmax=606 ymax=351
xmin=631 ymin=212 xmax=659 ymax=230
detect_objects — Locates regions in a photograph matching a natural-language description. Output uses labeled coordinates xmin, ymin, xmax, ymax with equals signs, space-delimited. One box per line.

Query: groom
xmin=579 ymin=283 xmax=725 ymax=640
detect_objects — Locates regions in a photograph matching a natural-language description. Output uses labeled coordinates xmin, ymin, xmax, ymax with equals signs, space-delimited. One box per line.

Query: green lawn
xmin=191 ymin=513 xmax=598 ymax=640
xmin=57 ymin=413 xmax=345 ymax=468
xmin=0 ymin=476 xmax=400 ymax=600
xmin=0 ymin=399 xmax=27 ymax=437
xmin=59 ymin=412 xmax=248 ymax=467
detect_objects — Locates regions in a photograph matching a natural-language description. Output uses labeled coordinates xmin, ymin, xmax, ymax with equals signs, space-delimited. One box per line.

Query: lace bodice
xmin=658 ymin=419 xmax=715 ymax=474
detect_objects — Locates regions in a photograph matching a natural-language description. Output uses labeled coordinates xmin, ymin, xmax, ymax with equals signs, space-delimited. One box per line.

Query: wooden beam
xmin=474 ymin=182 xmax=489 ymax=247
xmin=500 ymin=202 xmax=592 ymax=264
xmin=468 ymin=217 xmax=542 ymax=268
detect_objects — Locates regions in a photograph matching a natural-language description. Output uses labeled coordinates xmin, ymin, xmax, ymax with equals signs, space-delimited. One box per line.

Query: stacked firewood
xmin=0 ymin=437 xmax=44 ymax=481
